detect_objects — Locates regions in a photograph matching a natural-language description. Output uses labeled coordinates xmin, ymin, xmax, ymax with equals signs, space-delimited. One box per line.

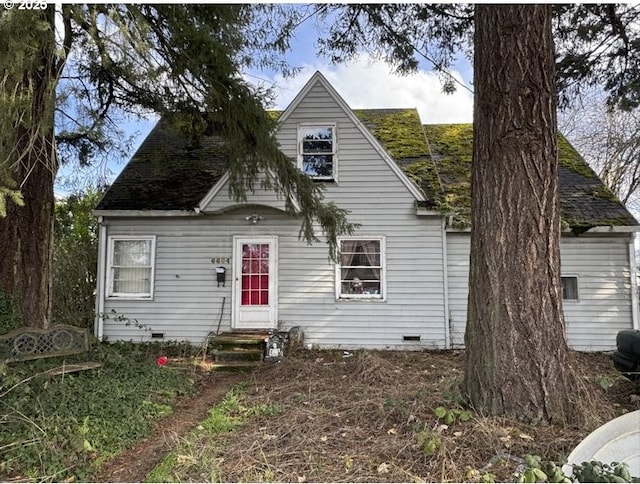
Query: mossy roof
xmin=353 ymin=109 xmax=637 ymax=229
xmin=419 ymin=123 xmax=637 ymax=228
xmin=97 ymin=109 xmax=638 ymax=230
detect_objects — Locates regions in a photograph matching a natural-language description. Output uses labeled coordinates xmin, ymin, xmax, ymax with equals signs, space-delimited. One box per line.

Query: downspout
xmin=629 ymin=232 xmax=639 ymax=331
xmin=441 ymin=217 xmax=450 ymax=348
xmin=95 ymin=216 xmax=107 ymax=340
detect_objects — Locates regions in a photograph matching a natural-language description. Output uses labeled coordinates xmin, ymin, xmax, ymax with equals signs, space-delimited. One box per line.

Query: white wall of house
xmin=99 ymin=208 xmax=447 ymax=349
xmin=446 ymin=231 xmax=635 ymax=351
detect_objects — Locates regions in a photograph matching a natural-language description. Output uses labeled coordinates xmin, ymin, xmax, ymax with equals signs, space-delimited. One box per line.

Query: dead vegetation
xmin=186 ymin=349 xmax=638 ymax=482
xmin=95 ymin=349 xmax=640 ymax=483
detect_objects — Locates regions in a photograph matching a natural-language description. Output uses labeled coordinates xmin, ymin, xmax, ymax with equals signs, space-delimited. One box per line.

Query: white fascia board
xmin=197 ymin=170 xmax=301 ymax=214
xmin=92 ymin=210 xmax=200 ymax=217
xmin=445 ymin=226 xmax=472 ymax=233
xmin=276 ymin=71 xmax=325 ymax=125
xmin=197 ymin=173 xmax=230 ymax=212
xmin=279 ymin=71 xmax=426 ymax=203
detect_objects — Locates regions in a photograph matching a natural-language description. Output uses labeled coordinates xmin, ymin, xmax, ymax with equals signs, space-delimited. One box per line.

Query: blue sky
xmin=54 ymin=11 xmax=474 ymax=196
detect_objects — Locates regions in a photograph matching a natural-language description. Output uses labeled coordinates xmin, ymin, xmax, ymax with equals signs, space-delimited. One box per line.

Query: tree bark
xmin=0 ymin=9 xmax=58 ymax=328
xmin=464 ymin=5 xmax=577 ymax=424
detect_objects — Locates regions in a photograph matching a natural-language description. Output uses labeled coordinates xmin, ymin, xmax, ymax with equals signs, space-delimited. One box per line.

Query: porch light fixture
xmin=245 ymin=213 xmax=264 ymax=224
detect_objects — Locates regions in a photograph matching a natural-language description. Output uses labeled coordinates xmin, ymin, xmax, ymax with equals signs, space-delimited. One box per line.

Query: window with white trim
xmin=107 ymin=236 xmax=156 ymax=298
xmin=299 ymin=125 xmax=336 ymax=180
xmin=561 ymin=276 xmax=579 ymax=301
xmin=337 ymin=237 xmax=385 ymax=299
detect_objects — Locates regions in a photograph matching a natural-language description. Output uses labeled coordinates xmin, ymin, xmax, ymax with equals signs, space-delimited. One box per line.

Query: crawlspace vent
xmin=403 ymin=335 xmax=421 ymax=342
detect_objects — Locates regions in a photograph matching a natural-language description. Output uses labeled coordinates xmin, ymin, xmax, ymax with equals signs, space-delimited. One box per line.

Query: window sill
xmin=337 ymin=296 xmax=385 ymax=302
xmin=106 ymin=295 xmax=154 ymax=301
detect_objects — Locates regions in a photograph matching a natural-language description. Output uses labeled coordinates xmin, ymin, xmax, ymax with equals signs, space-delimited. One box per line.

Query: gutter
xmin=95 ymin=217 xmax=107 ymax=340
xmin=629 ymin=233 xmax=639 ymax=331
xmin=567 ymin=225 xmax=640 ymax=234
xmin=444 ymin=225 xmax=640 ymax=234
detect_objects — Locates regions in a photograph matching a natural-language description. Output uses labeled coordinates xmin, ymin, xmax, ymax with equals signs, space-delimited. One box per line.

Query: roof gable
xmin=352 ymin=108 xmax=441 ymax=205
xmin=278 ymin=71 xmax=425 ymax=201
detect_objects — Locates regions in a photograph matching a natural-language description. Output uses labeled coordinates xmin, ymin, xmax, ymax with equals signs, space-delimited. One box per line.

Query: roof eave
xmin=445 ymin=224 xmax=640 ymax=234
xmin=415 ymin=206 xmax=445 ymax=217
xmin=93 ymin=209 xmax=200 ymax=217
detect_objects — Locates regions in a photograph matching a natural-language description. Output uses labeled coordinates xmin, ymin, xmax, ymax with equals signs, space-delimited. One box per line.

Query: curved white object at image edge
xmin=562 ymin=410 xmax=640 ymax=478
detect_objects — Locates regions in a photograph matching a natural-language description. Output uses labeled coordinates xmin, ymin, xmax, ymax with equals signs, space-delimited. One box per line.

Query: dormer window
xmin=299 ymin=124 xmax=337 ymax=181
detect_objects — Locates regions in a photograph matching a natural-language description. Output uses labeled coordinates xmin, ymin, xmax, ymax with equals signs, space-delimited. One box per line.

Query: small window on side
xmin=561 ymin=277 xmax=579 ymax=301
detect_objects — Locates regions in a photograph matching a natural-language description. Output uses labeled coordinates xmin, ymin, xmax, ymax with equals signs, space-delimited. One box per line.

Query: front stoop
xmin=207 ymin=331 xmax=270 ymax=370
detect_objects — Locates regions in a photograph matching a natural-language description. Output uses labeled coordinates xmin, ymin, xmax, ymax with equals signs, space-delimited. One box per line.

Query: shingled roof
xmin=97 ymin=109 xmax=638 ymax=230
xmin=95 ymin=118 xmax=227 ymax=211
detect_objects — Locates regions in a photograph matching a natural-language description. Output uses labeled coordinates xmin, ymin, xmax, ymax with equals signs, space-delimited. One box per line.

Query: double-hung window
xmin=107 ymin=236 xmax=156 ymax=298
xmin=299 ymin=124 xmax=337 ymax=181
xmin=336 ymin=237 xmax=385 ymax=300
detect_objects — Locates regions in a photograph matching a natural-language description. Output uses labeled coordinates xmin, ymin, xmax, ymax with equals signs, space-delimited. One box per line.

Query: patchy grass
xmin=145 ymin=383 xmax=284 ymax=483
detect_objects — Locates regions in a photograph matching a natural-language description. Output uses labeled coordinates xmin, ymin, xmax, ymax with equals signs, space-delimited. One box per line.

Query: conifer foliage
xmin=0 ymin=5 xmax=353 ymax=328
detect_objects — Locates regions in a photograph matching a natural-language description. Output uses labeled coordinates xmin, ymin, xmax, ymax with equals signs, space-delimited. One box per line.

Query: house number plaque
xmin=210 ymin=257 xmax=231 ymax=264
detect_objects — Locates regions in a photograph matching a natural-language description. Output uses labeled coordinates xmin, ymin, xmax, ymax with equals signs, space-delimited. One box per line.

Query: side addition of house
xmin=94 ymin=71 xmax=640 ymax=351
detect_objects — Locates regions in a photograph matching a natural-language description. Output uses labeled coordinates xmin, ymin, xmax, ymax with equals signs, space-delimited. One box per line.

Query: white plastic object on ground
xmin=563 ymin=410 xmax=640 ymax=478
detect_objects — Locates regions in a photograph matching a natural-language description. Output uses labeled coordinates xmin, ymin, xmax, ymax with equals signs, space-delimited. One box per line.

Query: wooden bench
xmin=0 ymin=324 xmax=101 ymax=375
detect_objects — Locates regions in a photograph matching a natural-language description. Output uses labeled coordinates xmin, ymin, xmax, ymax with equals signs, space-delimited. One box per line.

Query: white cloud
xmin=264 ymin=57 xmax=474 ymax=124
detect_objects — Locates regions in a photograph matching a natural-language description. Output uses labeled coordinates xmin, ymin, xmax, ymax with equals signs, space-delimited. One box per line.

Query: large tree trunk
xmin=464 ymin=5 xmax=577 ymax=424
xmin=0 ymin=145 xmax=56 ymax=328
xmin=0 ymin=10 xmax=58 ymax=328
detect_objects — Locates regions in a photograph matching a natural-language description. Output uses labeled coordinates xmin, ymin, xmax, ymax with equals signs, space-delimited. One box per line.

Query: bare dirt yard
xmin=94 ymin=349 xmax=639 ymax=483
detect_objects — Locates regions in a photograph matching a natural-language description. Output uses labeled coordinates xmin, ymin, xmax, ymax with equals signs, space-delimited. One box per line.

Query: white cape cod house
xmin=93 ymin=71 xmax=639 ymax=351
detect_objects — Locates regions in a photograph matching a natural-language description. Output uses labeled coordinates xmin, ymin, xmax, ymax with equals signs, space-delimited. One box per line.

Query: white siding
xmin=446 ymin=233 xmax=470 ymax=348
xmin=101 ymin=209 xmax=446 ymax=349
xmin=100 ymin=78 xmax=448 ymax=349
xmin=446 ymin=232 xmax=634 ymax=351
xmin=202 ymin=176 xmax=289 ymax=213
xmin=561 ymin=236 xmax=633 ymax=350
